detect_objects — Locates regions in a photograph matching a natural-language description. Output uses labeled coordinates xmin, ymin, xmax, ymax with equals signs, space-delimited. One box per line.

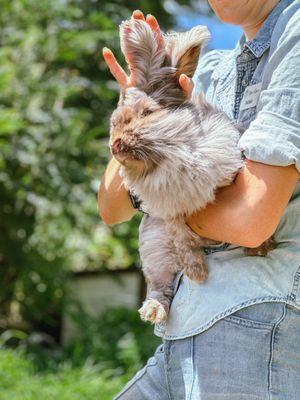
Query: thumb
xmin=179 ymin=74 xmax=194 ymax=98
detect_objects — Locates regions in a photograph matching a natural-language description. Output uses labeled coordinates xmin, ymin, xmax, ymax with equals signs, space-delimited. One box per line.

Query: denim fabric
xmin=154 ymin=0 xmax=300 ymax=340
xmin=114 ymin=303 xmax=300 ymax=400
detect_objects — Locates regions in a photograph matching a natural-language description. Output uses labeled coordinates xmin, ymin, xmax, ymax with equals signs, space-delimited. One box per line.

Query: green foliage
xmin=0 ymin=0 xmax=174 ymax=332
xmin=63 ymin=306 xmax=161 ymax=374
xmin=0 ymin=348 xmax=127 ymax=399
xmin=0 ymin=0 xmax=195 ymax=396
xmin=0 ymin=307 xmax=161 ymax=398
xmin=2 ymin=307 xmax=161 ymax=374
xmin=0 ymin=0 xmax=195 ymax=395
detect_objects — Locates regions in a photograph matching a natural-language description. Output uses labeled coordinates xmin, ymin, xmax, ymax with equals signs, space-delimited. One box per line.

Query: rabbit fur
xmin=109 ymin=18 xmax=276 ymax=324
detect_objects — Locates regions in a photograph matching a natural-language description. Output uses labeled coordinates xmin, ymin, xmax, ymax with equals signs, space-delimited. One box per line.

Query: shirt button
xmin=244 ymin=54 xmax=250 ymax=61
xmin=242 ymin=79 xmax=248 ymax=86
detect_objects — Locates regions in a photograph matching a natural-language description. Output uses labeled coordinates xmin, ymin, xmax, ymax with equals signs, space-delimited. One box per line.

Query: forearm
xmin=98 ymin=157 xmax=137 ymax=225
xmin=99 ymin=166 xmax=249 ymax=242
xmin=186 ymin=161 xmax=299 ymax=247
xmin=186 ymin=180 xmax=256 ymax=247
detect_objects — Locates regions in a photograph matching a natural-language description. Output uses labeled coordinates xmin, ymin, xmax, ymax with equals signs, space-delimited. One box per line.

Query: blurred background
xmin=0 ymin=0 xmax=241 ymax=398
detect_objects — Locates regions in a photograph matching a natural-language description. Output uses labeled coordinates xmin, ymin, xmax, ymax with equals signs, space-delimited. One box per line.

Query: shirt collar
xmin=239 ymin=0 xmax=294 ymax=58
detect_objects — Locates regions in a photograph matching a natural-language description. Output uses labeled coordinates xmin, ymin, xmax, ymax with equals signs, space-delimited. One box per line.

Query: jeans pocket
xmin=223 ymin=302 xmax=285 ymax=330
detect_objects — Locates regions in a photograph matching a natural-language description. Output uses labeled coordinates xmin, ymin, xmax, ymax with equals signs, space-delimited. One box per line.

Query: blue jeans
xmin=114 ymin=302 xmax=300 ymax=399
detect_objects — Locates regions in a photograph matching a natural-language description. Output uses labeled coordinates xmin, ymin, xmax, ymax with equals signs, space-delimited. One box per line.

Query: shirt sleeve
xmin=238 ymin=11 xmax=300 ymax=173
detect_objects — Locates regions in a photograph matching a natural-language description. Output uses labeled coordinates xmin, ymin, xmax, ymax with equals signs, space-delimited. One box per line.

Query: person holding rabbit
xmin=100 ymin=1 xmax=300 ymax=399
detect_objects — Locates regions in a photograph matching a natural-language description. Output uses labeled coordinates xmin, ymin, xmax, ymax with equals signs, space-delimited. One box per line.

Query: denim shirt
xmin=155 ymin=0 xmax=300 ymax=340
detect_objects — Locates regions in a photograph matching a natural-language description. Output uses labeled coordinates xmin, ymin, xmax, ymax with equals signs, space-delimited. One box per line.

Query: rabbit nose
xmin=111 ymin=138 xmax=122 ymax=154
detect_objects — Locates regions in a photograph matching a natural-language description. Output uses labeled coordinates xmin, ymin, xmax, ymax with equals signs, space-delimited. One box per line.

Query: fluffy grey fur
xmin=109 ymin=18 xmax=276 ymax=324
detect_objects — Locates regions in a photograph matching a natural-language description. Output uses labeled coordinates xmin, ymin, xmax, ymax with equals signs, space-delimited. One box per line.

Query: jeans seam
xmin=164 ymin=341 xmax=172 ymax=400
xmin=268 ymin=303 xmax=287 ymax=400
xmin=188 ymin=336 xmax=195 ymax=400
xmin=289 ymin=265 xmax=300 ymax=302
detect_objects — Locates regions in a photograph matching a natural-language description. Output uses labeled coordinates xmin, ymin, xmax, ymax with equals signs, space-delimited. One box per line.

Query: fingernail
xmin=133 ymin=9 xmax=143 ymax=16
xmin=102 ymin=47 xmax=110 ymax=53
xmin=146 ymin=14 xmax=153 ymax=19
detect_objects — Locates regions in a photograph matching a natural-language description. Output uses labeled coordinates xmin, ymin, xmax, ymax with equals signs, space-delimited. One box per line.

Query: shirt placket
xmin=234 ymin=47 xmax=260 ymax=121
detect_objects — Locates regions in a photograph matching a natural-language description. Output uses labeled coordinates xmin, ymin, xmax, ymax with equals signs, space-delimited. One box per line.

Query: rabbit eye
xmin=124 ymin=117 xmax=132 ymax=124
xmin=141 ymin=109 xmax=154 ymax=117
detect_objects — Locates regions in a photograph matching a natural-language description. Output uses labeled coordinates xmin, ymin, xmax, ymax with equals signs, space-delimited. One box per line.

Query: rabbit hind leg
xmin=167 ymin=218 xmax=209 ymax=283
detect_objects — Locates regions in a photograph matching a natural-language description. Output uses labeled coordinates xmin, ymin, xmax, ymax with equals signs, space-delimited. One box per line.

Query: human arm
xmin=187 ymin=12 xmax=300 ymax=247
xmin=97 ymin=157 xmax=137 ymax=225
xmin=186 ymin=161 xmax=299 ymax=248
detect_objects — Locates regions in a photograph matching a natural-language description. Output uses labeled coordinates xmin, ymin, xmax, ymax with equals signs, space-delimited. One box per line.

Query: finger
xmin=102 ymin=47 xmax=129 ymax=87
xmin=132 ymin=9 xmax=145 ymax=20
xmin=179 ymin=74 xmax=194 ymax=97
xmin=146 ymin=14 xmax=165 ymax=48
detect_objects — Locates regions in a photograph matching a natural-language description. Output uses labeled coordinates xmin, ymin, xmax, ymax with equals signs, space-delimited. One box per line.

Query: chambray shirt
xmin=155 ymin=0 xmax=300 ymax=340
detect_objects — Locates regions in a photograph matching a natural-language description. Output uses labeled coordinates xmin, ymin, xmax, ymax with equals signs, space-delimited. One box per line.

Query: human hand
xmin=102 ymin=10 xmax=194 ymax=97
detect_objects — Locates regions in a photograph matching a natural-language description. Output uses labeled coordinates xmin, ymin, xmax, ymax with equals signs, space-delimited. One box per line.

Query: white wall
xmin=61 ymin=271 xmax=142 ymax=344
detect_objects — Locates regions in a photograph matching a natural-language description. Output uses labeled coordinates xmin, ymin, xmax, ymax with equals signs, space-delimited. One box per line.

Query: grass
xmin=0 ymin=308 xmax=161 ymax=399
xmin=0 ymin=348 xmax=129 ymax=400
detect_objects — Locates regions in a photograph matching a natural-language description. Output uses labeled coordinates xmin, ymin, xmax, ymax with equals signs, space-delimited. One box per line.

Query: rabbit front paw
xmin=138 ymin=299 xmax=168 ymax=324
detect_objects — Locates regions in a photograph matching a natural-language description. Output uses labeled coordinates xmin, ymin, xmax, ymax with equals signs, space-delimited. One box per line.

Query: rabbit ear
xmin=166 ymin=26 xmax=211 ymax=78
xmin=119 ymin=19 xmax=166 ymax=89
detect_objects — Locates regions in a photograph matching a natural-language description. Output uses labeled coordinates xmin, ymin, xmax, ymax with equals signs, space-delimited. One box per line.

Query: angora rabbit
xmin=109 ymin=18 xmax=276 ymax=324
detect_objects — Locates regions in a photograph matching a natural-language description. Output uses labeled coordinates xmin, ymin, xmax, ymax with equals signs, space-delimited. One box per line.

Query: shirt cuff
xmin=238 ymin=111 xmax=300 ymax=173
